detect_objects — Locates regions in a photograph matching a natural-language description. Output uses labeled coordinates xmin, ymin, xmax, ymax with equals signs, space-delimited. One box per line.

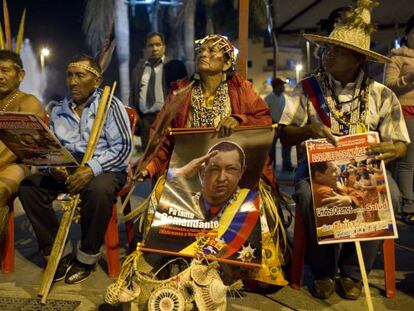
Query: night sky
xmin=7 ymin=0 xmax=153 ymax=102
xmin=8 ymin=0 xmax=88 ymax=99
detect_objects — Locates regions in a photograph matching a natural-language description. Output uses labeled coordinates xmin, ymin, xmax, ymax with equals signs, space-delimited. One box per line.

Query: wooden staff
xmin=168 ymin=124 xmax=274 ymax=136
xmin=38 ymin=83 xmax=115 ymax=303
xmin=355 ymin=241 xmax=374 ymax=311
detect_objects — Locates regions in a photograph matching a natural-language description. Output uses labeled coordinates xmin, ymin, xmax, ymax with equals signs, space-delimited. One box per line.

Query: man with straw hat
xmin=18 ymin=55 xmax=132 ymax=285
xmin=279 ymin=0 xmax=409 ymax=300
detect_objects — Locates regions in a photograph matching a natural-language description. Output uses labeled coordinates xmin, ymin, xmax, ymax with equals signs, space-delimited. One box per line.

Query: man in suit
xmin=130 ymin=32 xmax=188 ymax=151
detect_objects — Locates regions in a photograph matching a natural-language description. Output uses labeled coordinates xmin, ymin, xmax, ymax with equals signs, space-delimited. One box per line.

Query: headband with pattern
xmin=194 ymin=34 xmax=237 ymax=68
xmin=68 ymin=62 xmax=102 ymax=77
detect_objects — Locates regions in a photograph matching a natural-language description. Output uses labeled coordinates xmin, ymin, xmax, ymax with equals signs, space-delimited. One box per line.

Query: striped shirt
xmin=279 ymin=71 xmax=410 ymax=162
xmin=50 ymin=89 xmax=133 ymax=175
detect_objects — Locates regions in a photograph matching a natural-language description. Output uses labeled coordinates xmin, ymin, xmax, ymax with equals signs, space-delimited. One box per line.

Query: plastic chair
xmin=290 ymin=204 xmax=396 ymax=298
xmin=1 ymin=198 xmax=15 ymax=273
xmin=104 ymin=106 xmax=138 ymax=277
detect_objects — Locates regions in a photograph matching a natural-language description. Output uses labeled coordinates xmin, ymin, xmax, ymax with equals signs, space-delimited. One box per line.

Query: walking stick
xmin=38 ymin=83 xmax=116 ymax=303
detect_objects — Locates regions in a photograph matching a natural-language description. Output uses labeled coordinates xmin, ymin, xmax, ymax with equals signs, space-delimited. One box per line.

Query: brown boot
xmin=337 ymin=277 xmax=362 ymax=300
xmin=311 ymin=278 xmax=335 ymax=299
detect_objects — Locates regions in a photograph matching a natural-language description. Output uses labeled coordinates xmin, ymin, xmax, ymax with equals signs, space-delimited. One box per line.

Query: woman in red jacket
xmin=144 ymin=35 xmax=276 ymax=188
xmin=141 ymin=35 xmax=287 ymax=286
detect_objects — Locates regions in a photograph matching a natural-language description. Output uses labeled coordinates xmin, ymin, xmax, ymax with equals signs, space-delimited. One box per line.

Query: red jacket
xmin=146 ymin=74 xmax=277 ymax=189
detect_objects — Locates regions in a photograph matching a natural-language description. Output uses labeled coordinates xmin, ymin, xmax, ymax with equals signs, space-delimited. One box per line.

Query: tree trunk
xmin=114 ymin=0 xmax=130 ymax=105
xmin=183 ymin=0 xmax=196 ymax=74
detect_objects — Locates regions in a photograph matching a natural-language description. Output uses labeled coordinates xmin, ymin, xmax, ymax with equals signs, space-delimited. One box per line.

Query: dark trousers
xmin=18 ymin=172 xmax=126 ymax=260
xmin=269 ymin=135 xmax=293 ymax=171
xmin=293 ymin=163 xmax=400 ymax=281
xmin=140 ymin=113 xmax=158 ymax=152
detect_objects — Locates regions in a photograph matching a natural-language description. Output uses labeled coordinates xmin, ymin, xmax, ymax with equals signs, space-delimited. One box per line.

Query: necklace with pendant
xmin=321 ymin=73 xmax=369 ymax=134
xmin=0 ymin=91 xmax=20 ymax=111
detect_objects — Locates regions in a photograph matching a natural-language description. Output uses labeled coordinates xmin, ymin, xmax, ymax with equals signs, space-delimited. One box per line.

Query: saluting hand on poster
xmin=175 ymin=150 xmax=219 ymax=178
xmin=216 ymin=116 xmax=239 ymax=136
xmin=65 ymin=166 xmax=94 ymax=194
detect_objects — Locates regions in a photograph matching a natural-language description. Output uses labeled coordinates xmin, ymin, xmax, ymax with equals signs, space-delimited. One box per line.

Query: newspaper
xmin=306 ymin=132 xmax=397 ymax=244
xmin=0 ymin=112 xmax=78 ymax=167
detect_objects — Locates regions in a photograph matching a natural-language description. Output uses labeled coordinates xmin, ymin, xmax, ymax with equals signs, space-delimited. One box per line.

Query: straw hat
xmin=303 ymin=0 xmax=391 ymax=63
xmin=190 ymin=264 xmax=220 ymax=286
xmin=147 ymin=286 xmax=186 ymax=311
xmin=193 ymin=278 xmax=228 ymax=311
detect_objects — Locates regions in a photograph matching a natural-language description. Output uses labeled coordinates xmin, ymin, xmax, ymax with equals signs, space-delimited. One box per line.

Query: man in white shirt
xmin=130 ymin=32 xmax=187 ymax=151
xmin=264 ymin=77 xmax=293 ymax=172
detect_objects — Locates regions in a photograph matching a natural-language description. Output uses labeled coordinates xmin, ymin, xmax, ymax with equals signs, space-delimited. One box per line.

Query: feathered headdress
xmin=304 ymin=0 xmax=390 ymax=63
xmin=0 ymin=0 xmax=26 ymax=54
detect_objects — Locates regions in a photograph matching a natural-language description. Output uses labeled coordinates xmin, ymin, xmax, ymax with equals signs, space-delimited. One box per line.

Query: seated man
xmin=279 ymin=1 xmax=409 ymax=300
xmin=18 ymin=55 xmax=132 ymax=284
xmin=0 ymin=50 xmax=44 ymax=242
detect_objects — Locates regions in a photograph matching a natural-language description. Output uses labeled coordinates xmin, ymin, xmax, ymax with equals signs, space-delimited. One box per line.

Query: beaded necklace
xmin=0 ymin=90 xmax=20 ymax=111
xmin=190 ymin=82 xmax=229 ymax=127
xmin=319 ymin=72 xmax=370 ymax=134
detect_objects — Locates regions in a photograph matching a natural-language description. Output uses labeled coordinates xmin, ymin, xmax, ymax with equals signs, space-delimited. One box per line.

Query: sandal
xmin=402 ymin=213 xmax=414 ymax=225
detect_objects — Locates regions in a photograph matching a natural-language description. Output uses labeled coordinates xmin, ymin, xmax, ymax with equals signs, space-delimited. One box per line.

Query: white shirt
xmin=139 ymin=56 xmax=165 ymax=114
xmin=264 ymin=92 xmax=286 ymax=123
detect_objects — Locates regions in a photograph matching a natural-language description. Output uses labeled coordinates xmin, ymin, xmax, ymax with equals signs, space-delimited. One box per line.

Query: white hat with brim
xmin=304 ymin=0 xmax=391 ymax=64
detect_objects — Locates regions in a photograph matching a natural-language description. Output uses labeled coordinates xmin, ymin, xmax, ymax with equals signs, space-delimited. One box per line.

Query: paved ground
xmin=1 ymin=143 xmax=414 ymax=310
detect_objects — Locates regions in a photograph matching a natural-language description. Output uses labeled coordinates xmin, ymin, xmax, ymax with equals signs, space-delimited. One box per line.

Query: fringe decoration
xmin=120 ymin=175 xmax=166 ymax=231
xmin=259 ymin=180 xmax=287 ymax=255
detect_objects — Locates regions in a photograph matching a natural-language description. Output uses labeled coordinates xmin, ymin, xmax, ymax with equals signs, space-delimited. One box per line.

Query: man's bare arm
xmin=280 ymin=124 xmax=338 ymax=146
xmin=19 ymin=94 xmax=46 ymax=119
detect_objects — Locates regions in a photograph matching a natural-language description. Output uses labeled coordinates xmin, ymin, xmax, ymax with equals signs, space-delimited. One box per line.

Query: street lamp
xmin=40 ymin=48 xmax=50 ymax=70
xmin=295 ymin=63 xmax=303 ymax=83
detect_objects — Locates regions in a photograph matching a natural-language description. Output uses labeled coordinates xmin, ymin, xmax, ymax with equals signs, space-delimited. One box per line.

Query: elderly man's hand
xmin=49 ymin=167 xmax=69 ymax=181
xmin=216 ymin=116 xmax=239 ymax=136
xmin=65 ymin=166 xmax=94 ymax=194
xmin=367 ymin=142 xmax=398 ymax=163
xmin=175 ymin=151 xmax=219 ymax=178
xmin=321 ymin=194 xmax=353 ymax=208
xmin=307 ymin=124 xmax=339 ymax=146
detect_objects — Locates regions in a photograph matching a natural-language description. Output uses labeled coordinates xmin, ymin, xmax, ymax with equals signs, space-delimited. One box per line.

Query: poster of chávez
xmin=144 ymin=127 xmax=273 ymax=267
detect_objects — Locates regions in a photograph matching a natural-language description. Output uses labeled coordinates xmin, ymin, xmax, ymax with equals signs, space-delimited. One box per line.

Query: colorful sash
xmin=302 ymin=75 xmax=332 ymax=128
xmin=180 ymin=188 xmax=260 ymax=258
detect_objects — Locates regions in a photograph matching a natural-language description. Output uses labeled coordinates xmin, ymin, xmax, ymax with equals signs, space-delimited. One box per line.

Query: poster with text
xmin=306 ymin=132 xmax=397 ymax=244
xmin=144 ymin=127 xmax=274 ymax=267
xmin=0 ymin=112 xmax=79 ymax=167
